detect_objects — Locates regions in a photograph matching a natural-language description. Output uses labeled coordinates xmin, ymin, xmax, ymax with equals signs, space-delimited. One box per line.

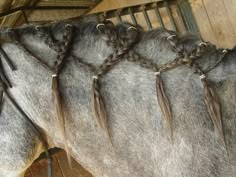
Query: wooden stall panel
xmin=189 ymin=0 xmax=218 ymax=45
xmin=202 ymin=0 xmax=235 ymax=48
xmin=222 ymin=0 xmax=236 ymax=36
xmin=190 ymin=0 xmax=236 ymax=48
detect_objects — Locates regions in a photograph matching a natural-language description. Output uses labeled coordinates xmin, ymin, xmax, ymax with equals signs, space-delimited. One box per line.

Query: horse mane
xmin=0 ymin=20 xmax=230 ymax=166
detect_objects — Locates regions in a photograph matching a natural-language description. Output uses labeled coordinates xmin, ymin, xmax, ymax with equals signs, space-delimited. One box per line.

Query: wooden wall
xmin=190 ymin=0 xmax=236 ymax=48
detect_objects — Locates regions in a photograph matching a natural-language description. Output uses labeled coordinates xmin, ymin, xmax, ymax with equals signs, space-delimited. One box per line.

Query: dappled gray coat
xmin=0 ymin=19 xmax=235 ymax=177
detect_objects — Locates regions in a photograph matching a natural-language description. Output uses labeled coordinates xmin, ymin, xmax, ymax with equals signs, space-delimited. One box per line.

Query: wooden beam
xmin=28 ymin=9 xmax=87 ymax=23
xmin=0 ymin=0 xmax=38 ymax=27
xmin=88 ymin=0 xmax=163 ymax=14
xmin=0 ymin=0 xmax=13 ymax=13
xmin=37 ymin=0 xmax=97 ymax=7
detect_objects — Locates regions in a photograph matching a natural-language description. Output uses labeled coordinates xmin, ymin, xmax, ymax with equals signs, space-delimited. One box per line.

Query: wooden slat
xmin=56 ymin=151 xmax=93 ymax=177
xmin=0 ymin=11 xmax=23 ymax=27
xmin=0 ymin=0 xmax=37 ymax=27
xmin=189 ymin=0 xmax=218 ymax=45
xmin=30 ymin=156 xmax=64 ymax=177
xmin=170 ymin=5 xmax=186 ymax=33
xmin=106 ymin=4 xmax=185 ymax=31
xmin=200 ymin=0 xmax=235 ymax=48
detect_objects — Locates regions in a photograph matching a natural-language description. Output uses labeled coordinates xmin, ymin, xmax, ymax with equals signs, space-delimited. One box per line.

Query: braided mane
xmin=0 ymin=20 xmax=229 ymax=159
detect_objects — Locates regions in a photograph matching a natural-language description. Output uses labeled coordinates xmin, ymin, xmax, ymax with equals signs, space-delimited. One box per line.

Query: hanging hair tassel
xmin=200 ymin=75 xmax=224 ymax=141
xmin=51 ymin=74 xmax=72 ymax=167
xmin=155 ymin=72 xmax=173 ymax=141
xmin=91 ymin=76 xmax=112 ymax=144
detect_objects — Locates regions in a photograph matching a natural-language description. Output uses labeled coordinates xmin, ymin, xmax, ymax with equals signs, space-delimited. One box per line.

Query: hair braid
xmin=187 ymin=57 xmax=225 ymax=144
xmin=121 ymin=28 xmax=174 ymax=141
xmin=92 ymin=22 xmax=144 ymax=143
xmin=166 ymin=33 xmax=226 ymax=144
xmin=51 ymin=23 xmax=75 ymax=167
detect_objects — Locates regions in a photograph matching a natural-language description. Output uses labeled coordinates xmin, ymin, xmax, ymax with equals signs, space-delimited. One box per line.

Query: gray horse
xmin=0 ymin=18 xmax=235 ymax=177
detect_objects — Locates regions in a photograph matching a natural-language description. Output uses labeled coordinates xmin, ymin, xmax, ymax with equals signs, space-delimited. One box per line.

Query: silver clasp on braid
xmin=35 ymin=25 xmax=43 ymax=36
xmin=65 ymin=24 xmax=73 ymax=29
xmin=199 ymin=42 xmax=207 ymax=47
xmin=96 ymin=23 xmax=105 ymax=31
xmin=128 ymin=26 xmax=137 ymax=31
xmin=167 ymin=35 xmax=176 ymax=41
xmin=200 ymin=74 xmax=206 ymax=80
xmin=222 ymin=49 xmax=228 ymax=54
xmin=52 ymin=74 xmax=58 ymax=78
xmin=93 ymin=75 xmax=98 ymax=80
xmin=35 ymin=25 xmax=42 ymax=31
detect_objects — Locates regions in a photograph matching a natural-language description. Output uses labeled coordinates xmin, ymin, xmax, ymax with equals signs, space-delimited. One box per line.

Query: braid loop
xmin=35 ymin=25 xmax=61 ymax=52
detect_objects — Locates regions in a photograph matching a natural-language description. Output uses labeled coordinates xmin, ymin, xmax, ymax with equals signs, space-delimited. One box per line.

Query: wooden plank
xmin=0 ymin=0 xmax=13 ymax=13
xmin=201 ymin=0 xmax=235 ymax=48
xmin=56 ymin=151 xmax=93 ymax=177
xmin=0 ymin=0 xmax=37 ymax=27
xmin=0 ymin=11 xmax=22 ymax=27
xmin=30 ymin=161 xmax=47 ymax=177
xmin=27 ymin=9 xmax=87 ymax=23
xmin=88 ymin=0 xmax=163 ymax=14
xmin=147 ymin=9 xmax=162 ymax=29
xmin=170 ymin=5 xmax=186 ymax=33
xmin=24 ymin=168 xmax=32 ymax=177
xmin=37 ymin=0 xmax=97 ymax=7
xmin=189 ymin=0 xmax=218 ymax=45
xmin=222 ymin=0 xmax=236 ymax=38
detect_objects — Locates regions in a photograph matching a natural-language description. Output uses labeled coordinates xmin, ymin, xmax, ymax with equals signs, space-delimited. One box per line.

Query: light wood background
xmin=24 ymin=150 xmax=93 ymax=177
xmin=190 ymin=0 xmax=236 ymax=48
xmin=89 ymin=0 xmax=236 ymax=48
